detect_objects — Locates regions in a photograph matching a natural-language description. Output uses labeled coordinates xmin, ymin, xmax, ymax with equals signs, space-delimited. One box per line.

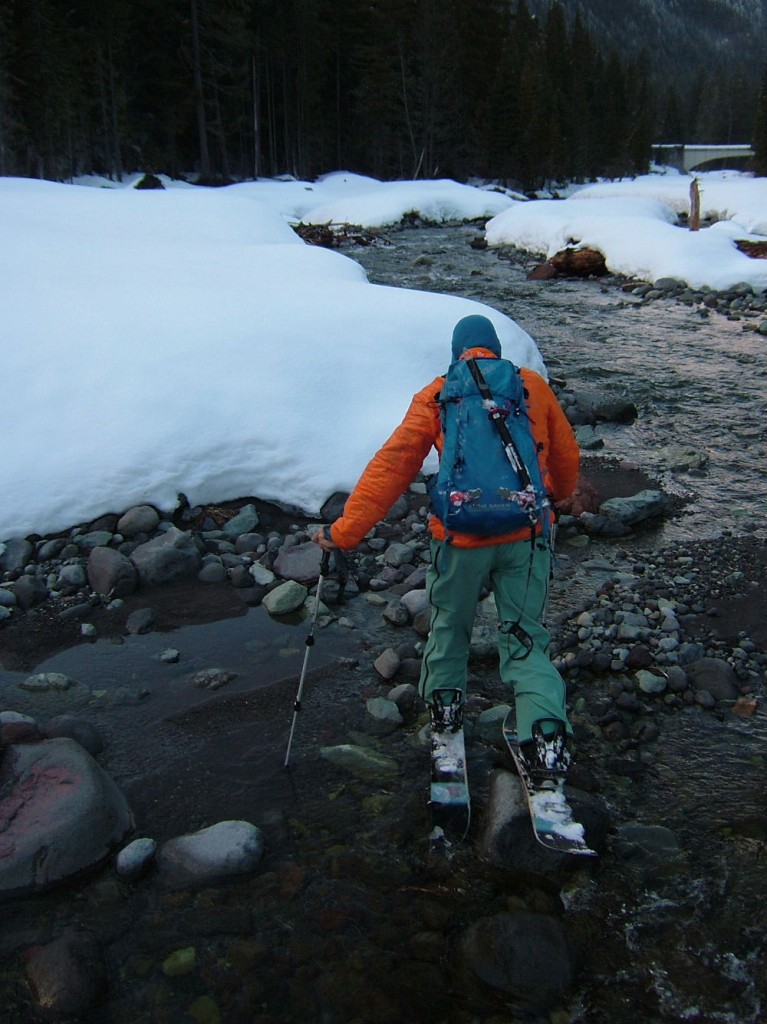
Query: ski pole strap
xmin=466 ymin=358 xmax=532 ymax=489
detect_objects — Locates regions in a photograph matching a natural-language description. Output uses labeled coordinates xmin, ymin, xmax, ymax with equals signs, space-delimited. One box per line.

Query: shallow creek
xmin=2 ymin=225 xmax=767 ymax=1024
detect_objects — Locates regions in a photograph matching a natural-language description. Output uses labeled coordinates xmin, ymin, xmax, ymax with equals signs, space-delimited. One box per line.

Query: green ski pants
xmin=418 ymin=537 xmax=570 ymax=744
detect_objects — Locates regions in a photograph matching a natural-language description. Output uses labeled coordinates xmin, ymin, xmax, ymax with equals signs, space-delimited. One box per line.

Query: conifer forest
xmin=1 ymin=0 xmax=765 ymax=189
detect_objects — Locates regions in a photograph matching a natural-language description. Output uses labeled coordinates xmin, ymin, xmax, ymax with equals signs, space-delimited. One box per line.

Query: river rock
xmin=599 ymin=490 xmax=671 ymax=525
xmin=87 ymin=546 xmax=139 ymax=597
xmin=373 ymin=648 xmax=400 ymax=679
xmin=0 ymin=537 xmax=34 ymax=573
xmin=475 ymin=704 xmax=512 ymax=747
xmin=273 ymin=541 xmax=322 ymax=582
xmin=115 ymin=837 xmax=158 ymax=880
xmin=262 ymin=580 xmax=308 ymax=615
xmin=129 ymin=526 xmax=202 ymax=586
xmin=0 ymin=738 xmax=133 ymax=897
xmin=125 ymin=607 xmax=156 ymax=634
xmin=116 ymin=504 xmax=160 ymax=537
xmin=42 ymin=714 xmax=105 ymax=755
xmin=12 ymin=574 xmax=49 ymax=609
xmin=320 ymin=744 xmax=400 ymax=780
xmin=365 ymin=696 xmax=404 ymax=733
xmin=24 ymin=929 xmax=109 ymax=1019
xmin=19 ymin=671 xmax=79 ymax=692
xmin=400 ymin=589 xmax=430 ymax=618
xmin=657 ymin=444 xmax=709 ymax=472
xmin=157 ymin=820 xmax=265 ymax=888
xmin=461 ymin=910 xmax=574 ymax=1004
xmin=615 ymin=822 xmax=687 ymax=878
xmin=685 ymin=657 xmax=740 ymax=701
xmin=222 ymin=503 xmax=259 ymax=539
xmin=384 ymin=542 xmax=415 ymax=568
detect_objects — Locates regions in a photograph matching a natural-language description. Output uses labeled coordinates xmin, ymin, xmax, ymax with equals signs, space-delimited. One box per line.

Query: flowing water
xmin=2 ymin=225 xmax=767 ymax=1023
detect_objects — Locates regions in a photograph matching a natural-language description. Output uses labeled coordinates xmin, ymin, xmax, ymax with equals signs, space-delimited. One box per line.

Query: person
xmin=312 ymin=314 xmax=580 ymax=777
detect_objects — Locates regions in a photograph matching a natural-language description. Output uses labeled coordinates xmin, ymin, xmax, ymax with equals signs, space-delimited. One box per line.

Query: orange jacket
xmin=329 ymin=348 xmax=580 ymax=550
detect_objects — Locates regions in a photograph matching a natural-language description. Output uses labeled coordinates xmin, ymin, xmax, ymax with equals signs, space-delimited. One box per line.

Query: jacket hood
xmin=451 ymin=315 xmax=502 ymax=362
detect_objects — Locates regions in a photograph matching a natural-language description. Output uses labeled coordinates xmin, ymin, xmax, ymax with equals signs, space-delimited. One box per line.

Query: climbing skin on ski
xmin=503 ymin=712 xmax=596 ymax=857
xmin=428 ymin=691 xmax=470 ymax=854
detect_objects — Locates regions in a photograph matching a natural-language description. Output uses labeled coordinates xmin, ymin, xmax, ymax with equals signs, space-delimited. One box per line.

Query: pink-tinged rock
xmin=0 ymin=738 xmax=133 ymax=898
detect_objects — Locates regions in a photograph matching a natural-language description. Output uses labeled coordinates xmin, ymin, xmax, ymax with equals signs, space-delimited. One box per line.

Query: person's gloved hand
xmin=311 ymin=525 xmax=337 ymax=552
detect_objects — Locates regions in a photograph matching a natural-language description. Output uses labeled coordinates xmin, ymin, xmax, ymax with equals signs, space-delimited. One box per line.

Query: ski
xmin=429 ymin=722 xmax=470 ymax=855
xmin=502 ymin=711 xmax=596 ymax=857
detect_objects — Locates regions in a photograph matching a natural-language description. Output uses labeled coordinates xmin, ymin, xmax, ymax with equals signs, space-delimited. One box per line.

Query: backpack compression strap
xmin=465 ymin=358 xmax=533 ymax=489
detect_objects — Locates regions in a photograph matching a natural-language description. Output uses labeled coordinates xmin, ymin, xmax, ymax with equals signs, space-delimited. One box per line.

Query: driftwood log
xmin=292 ymin=223 xmax=382 ymax=248
xmin=528 ymin=246 xmax=607 ymax=280
xmin=735 ymin=240 xmax=767 ymax=259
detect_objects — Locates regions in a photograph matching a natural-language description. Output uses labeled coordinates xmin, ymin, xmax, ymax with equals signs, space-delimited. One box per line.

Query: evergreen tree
xmin=753 ymin=60 xmax=767 ymax=176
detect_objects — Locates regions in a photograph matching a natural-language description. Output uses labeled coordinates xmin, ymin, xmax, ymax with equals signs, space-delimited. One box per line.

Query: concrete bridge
xmin=652 ymin=143 xmax=754 ymax=173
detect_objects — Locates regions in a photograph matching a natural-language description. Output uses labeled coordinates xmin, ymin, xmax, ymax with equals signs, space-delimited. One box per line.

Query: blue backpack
xmin=431 ymin=357 xmax=549 ymax=537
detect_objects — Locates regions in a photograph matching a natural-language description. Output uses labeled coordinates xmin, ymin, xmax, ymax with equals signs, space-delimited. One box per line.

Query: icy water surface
xmin=2 ymin=225 xmax=767 ymax=1024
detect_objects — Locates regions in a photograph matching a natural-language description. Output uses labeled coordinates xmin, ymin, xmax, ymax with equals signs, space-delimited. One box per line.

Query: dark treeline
xmin=0 ymin=0 xmax=762 ymax=189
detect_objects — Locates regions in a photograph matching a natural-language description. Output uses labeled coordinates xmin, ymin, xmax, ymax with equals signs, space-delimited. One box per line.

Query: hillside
xmin=528 ymin=0 xmax=767 ymax=93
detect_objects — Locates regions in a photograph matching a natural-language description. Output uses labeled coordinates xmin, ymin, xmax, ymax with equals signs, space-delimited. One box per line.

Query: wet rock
xmin=615 ymin=822 xmax=687 ymax=877
xmin=1 ymin=719 xmax=43 ymax=745
xmin=685 ymin=657 xmax=740 ymax=701
xmin=125 ymin=607 xmax=156 ymax=634
xmin=365 ymin=696 xmax=403 ymax=733
xmin=188 ymin=668 xmax=236 ymax=691
xmin=162 ymin=946 xmax=196 ymax=976
xmin=462 ymin=910 xmax=574 ymax=1004
xmin=24 ymin=929 xmax=109 ymax=1019
xmin=157 ymin=820 xmax=265 ymax=889
xmin=262 ymin=580 xmax=308 ymax=615
xmin=130 ymin=526 xmax=202 ymax=586
xmin=115 ymin=837 xmax=158 ymax=880
xmin=320 ymin=743 xmax=400 ymax=780
xmin=87 ymin=545 xmax=139 ymax=597
xmin=20 ymin=671 xmax=78 ymax=692
xmin=0 ymin=738 xmax=133 ymax=897
xmin=42 ymin=715 xmax=105 ymax=756
xmin=657 ymin=443 xmax=709 ymax=472
xmin=599 ymin=490 xmax=671 ymax=526
xmin=480 ymin=768 xmax=607 ymax=871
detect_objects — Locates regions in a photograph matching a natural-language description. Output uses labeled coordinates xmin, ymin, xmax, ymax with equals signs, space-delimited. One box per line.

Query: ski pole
xmin=283 ymin=548 xmax=331 ymax=768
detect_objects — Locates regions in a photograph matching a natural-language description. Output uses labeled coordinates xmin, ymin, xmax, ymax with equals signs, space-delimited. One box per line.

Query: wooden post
xmin=689 ymin=177 xmax=701 ymax=231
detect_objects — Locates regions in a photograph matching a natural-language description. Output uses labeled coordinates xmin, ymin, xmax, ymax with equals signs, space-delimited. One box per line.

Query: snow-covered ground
xmin=2 ymin=167 xmax=765 ymax=542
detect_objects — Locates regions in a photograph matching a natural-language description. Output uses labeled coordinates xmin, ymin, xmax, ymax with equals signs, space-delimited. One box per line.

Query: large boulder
xmin=129 ymin=526 xmax=202 ymax=587
xmin=87 ymin=546 xmax=138 ymax=597
xmin=0 ymin=738 xmax=133 ymax=898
